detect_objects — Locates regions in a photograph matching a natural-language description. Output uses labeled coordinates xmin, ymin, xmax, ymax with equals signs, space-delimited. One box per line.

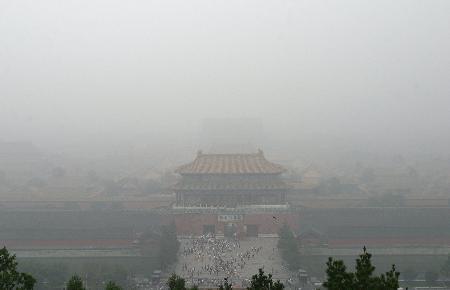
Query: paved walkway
xmin=174 ymin=237 xmax=292 ymax=287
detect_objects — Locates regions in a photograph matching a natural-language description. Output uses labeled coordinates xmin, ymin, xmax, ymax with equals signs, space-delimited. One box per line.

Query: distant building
xmin=171 ymin=150 xmax=297 ymax=238
xmin=301 ymin=165 xmax=322 ymax=187
xmin=174 ymin=150 xmax=287 ymax=207
xmin=0 ymin=141 xmax=48 ymax=176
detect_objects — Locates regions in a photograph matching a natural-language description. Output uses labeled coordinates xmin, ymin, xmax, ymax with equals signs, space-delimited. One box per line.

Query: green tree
xmin=19 ymin=261 xmax=69 ymax=289
xmin=354 ymin=248 xmax=377 ymax=289
xmin=247 ymin=268 xmax=284 ymax=290
xmin=277 ymin=223 xmax=300 ymax=270
xmin=0 ymin=247 xmax=36 ymax=290
xmin=323 ymin=247 xmax=399 ymax=290
xmin=277 ymin=223 xmax=295 ymax=249
xmin=158 ymin=223 xmax=180 ymax=269
xmin=379 ymin=265 xmax=401 ymax=290
xmin=66 ymin=275 xmax=85 ymax=290
xmin=166 ymin=274 xmax=200 ymax=290
xmin=219 ymin=277 xmax=232 ymax=290
xmin=105 ymin=281 xmax=123 ymax=290
xmin=323 ymin=258 xmax=355 ymax=290
xmin=167 ymin=273 xmax=186 ymax=290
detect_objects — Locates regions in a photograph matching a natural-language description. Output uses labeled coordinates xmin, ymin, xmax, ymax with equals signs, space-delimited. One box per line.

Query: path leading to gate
xmin=173 ymin=236 xmax=293 ymax=287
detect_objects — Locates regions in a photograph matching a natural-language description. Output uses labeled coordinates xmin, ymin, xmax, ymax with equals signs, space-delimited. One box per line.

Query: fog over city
xmin=1 ymin=0 xmax=449 ymax=157
xmin=1 ymin=2 xmax=450 ymax=290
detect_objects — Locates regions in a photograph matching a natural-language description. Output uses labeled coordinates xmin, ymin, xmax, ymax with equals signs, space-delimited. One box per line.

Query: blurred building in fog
xmin=0 ymin=141 xmax=48 ymax=176
xmin=200 ymin=118 xmax=263 ymax=153
xmin=171 ymin=149 xmax=296 ymax=237
xmin=174 ymin=150 xmax=287 ymax=207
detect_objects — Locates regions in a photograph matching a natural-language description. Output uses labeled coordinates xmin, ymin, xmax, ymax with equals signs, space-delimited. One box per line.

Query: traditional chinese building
xmin=171 ymin=150 xmax=297 ymax=238
xmin=174 ymin=150 xmax=287 ymax=207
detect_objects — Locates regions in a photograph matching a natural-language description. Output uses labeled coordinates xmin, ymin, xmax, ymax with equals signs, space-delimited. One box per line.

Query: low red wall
xmin=170 ymin=212 xmax=298 ymax=237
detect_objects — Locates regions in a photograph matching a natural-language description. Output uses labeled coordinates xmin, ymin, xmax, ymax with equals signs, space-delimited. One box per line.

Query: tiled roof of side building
xmin=175 ymin=150 xmax=286 ymax=175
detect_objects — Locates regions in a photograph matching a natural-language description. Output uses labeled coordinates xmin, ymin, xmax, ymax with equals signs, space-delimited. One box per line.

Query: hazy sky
xmin=1 ymin=0 xmax=449 ymax=155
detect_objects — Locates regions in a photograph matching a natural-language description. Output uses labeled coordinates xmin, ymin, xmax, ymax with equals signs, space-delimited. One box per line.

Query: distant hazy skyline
xmin=1 ymin=0 xmax=449 ymax=155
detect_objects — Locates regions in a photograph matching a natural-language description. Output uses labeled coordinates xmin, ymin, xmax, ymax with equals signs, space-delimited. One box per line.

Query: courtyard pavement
xmin=173 ymin=237 xmax=293 ymax=287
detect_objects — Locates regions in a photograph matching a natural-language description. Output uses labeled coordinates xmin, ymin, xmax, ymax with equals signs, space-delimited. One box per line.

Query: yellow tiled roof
xmin=175 ymin=151 xmax=285 ymax=175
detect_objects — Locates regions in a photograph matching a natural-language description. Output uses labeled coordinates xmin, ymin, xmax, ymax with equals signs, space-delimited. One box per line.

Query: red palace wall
xmin=170 ymin=212 xmax=298 ymax=238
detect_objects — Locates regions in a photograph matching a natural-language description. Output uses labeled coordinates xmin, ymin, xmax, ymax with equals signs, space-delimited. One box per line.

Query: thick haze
xmin=1 ymin=0 xmax=449 ymax=156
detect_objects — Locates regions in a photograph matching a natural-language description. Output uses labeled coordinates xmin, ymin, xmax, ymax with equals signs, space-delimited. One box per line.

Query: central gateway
xmin=171 ymin=150 xmax=297 ymax=238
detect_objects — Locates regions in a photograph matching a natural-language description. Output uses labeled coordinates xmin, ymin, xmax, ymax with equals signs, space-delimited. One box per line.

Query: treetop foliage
xmin=218 ymin=277 xmax=232 ymax=290
xmin=159 ymin=222 xmax=180 ymax=269
xmin=323 ymin=247 xmax=399 ymax=290
xmin=247 ymin=268 xmax=284 ymax=290
xmin=0 ymin=246 xmax=36 ymax=290
xmin=167 ymin=269 xmax=285 ymax=290
xmin=277 ymin=223 xmax=300 ymax=271
xmin=167 ymin=273 xmax=200 ymax=290
xmin=105 ymin=281 xmax=123 ymax=290
xmin=167 ymin=273 xmax=186 ymax=290
xmin=66 ymin=275 xmax=86 ymax=290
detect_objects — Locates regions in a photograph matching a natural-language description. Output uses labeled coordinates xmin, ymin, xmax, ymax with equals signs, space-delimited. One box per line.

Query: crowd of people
xmin=180 ymin=234 xmax=264 ymax=281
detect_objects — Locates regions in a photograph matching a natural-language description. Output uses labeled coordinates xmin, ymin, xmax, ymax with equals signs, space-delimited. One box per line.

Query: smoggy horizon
xmin=1 ymin=0 xmax=450 ymax=157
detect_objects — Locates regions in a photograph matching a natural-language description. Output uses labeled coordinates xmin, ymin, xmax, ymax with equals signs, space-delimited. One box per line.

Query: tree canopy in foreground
xmin=323 ymin=247 xmax=400 ymax=290
xmin=66 ymin=275 xmax=86 ymax=290
xmin=105 ymin=281 xmax=123 ymax=290
xmin=167 ymin=269 xmax=285 ymax=290
xmin=0 ymin=246 xmax=36 ymax=290
xmin=277 ymin=223 xmax=300 ymax=270
xmin=247 ymin=268 xmax=284 ymax=290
